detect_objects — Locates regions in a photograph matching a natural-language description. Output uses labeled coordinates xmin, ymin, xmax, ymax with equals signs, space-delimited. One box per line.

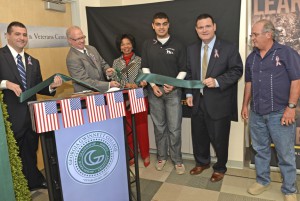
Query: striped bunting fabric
xmin=60 ymin=97 xmax=84 ymax=128
xmin=33 ymin=101 xmax=59 ymax=133
xmin=106 ymin=91 xmax=125 ymax=119
xmin=86 ymin=94 xmax=107 ymax=123
xmin=128 ymin=88 xmax=146 ymax=114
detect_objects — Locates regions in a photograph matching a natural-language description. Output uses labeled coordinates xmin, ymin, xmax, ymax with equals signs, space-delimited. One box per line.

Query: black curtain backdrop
xmin=86 ymin=0 xmax=241 ymax=117
xmin=86 ymin=0 xmax=241 ymax=66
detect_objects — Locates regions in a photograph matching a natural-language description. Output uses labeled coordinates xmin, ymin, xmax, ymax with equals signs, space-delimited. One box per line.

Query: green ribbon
xmin=135 ymin=73 xmax=205 ymax=89
xmin=19 ymin=73 xmax=101 ymax=103
xmin=20 ymin=72 xmax=205 ymax=103
xmin=115 ymin=68 xmax=123 ymax=82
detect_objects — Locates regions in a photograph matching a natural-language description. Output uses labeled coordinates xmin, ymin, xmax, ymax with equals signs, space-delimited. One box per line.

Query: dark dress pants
xmin=191 ymin=96 xmax=231 ymax=173
xmin=16 ymin=127 xmax=45 ymax=189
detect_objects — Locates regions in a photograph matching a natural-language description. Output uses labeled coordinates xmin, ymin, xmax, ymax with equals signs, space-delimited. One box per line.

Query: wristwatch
xmin=288 ymin=103 xmax=297 ymax=109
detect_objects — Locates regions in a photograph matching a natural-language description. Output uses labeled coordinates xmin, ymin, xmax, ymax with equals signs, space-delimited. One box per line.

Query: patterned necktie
xmin=84 ymin=50 xmax=97 ymax=66
xmin=84 ymin=49 xmax=93 ymax=60
xmin=83 ymin=49 xmax=88 ymax=56
xmin=202 ymin=44 xmax=208 ymax=81
xmin=16 ymin=54 xmax=27 ymax=90
xmin=84 ymin=50 xmax=104 ymax=80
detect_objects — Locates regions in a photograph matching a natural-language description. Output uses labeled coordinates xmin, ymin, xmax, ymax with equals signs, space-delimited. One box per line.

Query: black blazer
xmin=0 ymin=45 xmax=54 ymax=138
xmin=185 ymin=38 xmax=243 ymax=121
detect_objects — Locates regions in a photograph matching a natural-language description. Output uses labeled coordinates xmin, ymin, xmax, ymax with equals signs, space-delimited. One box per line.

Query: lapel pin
xmin=89 ymin=53 xmax=97 ymax=62
xmin=275 ymin=56 xmax=281 ymax=66
xmin=27 ymin=56 xmax=32 ymax=65
xmin=214 ymin=49 xmax=219 ymax=58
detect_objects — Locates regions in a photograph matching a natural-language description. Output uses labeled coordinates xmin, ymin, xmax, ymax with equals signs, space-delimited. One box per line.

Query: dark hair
xmin=152 ymin=12 xmax=169 ymax=23
xmin=195 ymin=13 xmax=215 ymax=25
xmin=7 ymin=21 xmax=26 ymax=34
xmin=115 ymin=33 xmax=136 ymax=52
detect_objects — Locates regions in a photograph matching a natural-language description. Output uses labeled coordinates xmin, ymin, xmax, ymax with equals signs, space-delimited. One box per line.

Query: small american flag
xmin=128 ymin=88 xmax=146 ymax=114
xmin=60 ymin=98 xmax=84 ymax=128
xmin=86 ymin=94 xmax=107 ymax=123
xmin=106 ymin=91 xmax=125 ymax=119
xmin=33 ymin=101 xmax=59 ymax=133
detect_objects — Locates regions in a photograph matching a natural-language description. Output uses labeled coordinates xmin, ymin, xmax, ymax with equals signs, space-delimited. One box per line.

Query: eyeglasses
xmin=249 ymin=32 xmax=266 ymax=38
xmin=69 ymin=35 xmax=86 ymax=42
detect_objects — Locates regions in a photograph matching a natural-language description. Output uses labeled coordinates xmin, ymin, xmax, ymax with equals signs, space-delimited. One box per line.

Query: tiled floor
xmin=32 ymin=154 xmax=300 ymax=201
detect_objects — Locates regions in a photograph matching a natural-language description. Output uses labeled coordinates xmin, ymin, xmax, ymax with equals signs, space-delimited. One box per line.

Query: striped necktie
xmin=16 ymin=54 xmax=27 ymax=90
xmin=202 ymin=44 xmax=208 ymax=81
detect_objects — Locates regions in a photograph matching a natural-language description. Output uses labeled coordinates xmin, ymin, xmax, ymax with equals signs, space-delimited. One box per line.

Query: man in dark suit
xmin=185 ymin=14 xmax=243 ymax=182
xmin=0 ymin=21 xmax=62 ymax=190
xmin=66 ymin=26 xmax=119 ymax=93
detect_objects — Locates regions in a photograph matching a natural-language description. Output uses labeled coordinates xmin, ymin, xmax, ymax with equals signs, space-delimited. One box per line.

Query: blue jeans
xmin=148 ymin=86 xmax=183 ymax=164
xmin=250 ymin=109 xmax=297 ymax=194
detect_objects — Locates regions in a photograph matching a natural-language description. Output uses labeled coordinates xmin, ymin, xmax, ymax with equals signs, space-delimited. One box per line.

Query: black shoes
xmin=30 ymin=181 xmax=48 ymax=191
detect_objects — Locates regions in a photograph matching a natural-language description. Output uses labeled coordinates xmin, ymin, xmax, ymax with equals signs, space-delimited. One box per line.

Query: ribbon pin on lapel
xmin=214 ymin=49 xmax=219 ymax=58
xmin=89 ymin=53 xmax=97 ymax=62
xmin=28 ymin=56 xmax=32 ymax=65
xmin=275 ymin=56 xmax=281 ymax=66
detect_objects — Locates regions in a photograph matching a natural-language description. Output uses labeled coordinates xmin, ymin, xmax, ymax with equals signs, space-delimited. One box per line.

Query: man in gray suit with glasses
xmin=66 ymin=26 xmax=119 ymax=93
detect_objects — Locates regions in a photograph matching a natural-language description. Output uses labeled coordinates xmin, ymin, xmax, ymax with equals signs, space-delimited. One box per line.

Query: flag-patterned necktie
xmin=202 ymin=44 xmax=208 ymax=81
xmin=17 ymin=54 xmax=27 ymax=90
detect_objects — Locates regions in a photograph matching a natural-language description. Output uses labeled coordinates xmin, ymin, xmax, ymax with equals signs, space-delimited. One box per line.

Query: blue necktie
xmin=16 ymin=54 xmax=27 ymax=90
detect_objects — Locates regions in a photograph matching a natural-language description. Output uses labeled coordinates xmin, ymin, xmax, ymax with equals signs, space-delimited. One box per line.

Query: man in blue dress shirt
xmin=242 ymin=19 xmax=300 ymax=201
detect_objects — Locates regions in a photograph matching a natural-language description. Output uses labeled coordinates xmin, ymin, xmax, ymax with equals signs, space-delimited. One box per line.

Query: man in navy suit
xmin=0 ymin=21 xmax=62 ymax=190
xmin=185 ymin=14 xmax=243 ymax=182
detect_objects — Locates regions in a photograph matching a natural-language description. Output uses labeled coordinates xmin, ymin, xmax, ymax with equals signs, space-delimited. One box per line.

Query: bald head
xmin=66 ymin=26 xmax=86 ymax=50
xmin=66 ymin=26 xmax=82 ymax=39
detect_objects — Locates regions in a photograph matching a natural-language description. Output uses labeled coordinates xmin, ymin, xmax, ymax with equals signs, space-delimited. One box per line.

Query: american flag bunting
xmin=128 ymin=88 xmax=146 ymax=114
xmin=60 ymin=98 xmax=84 ymax=128
xmin=86 ymin=94 xmax=107 ymax=123
xmin=33 ymin=101 xmax=59 ymax=133
xmin=106 ymin=91 xmax=125 ymax=119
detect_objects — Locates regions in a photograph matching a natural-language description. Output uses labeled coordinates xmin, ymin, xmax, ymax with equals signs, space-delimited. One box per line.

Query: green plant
xmin=0 ymin=92 xmax=31 ymax=201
